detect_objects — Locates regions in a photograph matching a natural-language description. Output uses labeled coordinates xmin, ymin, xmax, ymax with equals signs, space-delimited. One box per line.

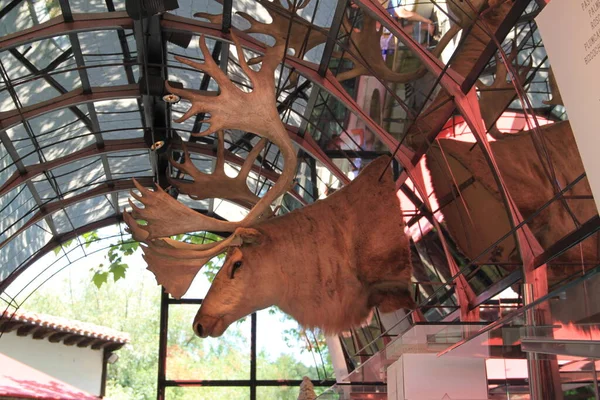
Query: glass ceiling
xmin=0 ymin=0 xmax=590 ymax=335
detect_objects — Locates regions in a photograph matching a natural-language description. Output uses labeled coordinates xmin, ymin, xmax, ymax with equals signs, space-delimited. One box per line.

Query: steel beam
xmin=286 ymin=125 xmax=350 ymax=185
xmin=104 ymin=0 xmax=137 ymax=88
xmin=460 ymin=0 xmax=532 ymax=92
xmin=532 ymin=215 xmax=600 ymax=270
xmin=324 ymin=150 xmax=389 ymax=159
xmin=0 ymin=214 xmax=126 ymax=293
xmin=8 ymin=48 xmax=94 ymax=131
xmin=521 ymin=337 xmax=600 ymax=359
xmin=162 ymin=379 xmax=337 ymax=387
xmin=221 ymin=0 xmax=233 ymax=32
xmin=0 ymin=125 xmax=344 ymax=196
xmin=470 ymin=269 xmax=523 ymax=310
xmin=134 ymin=15 xmax=171 ymax=188
xmin=0 ymin=85 xmax=139 ymax=132
xmin=0 ymin=13 xmax=404 ymax=173
xmin=317 ymin=0 xmax=348 ymax=76
xmin=0 ymin=12 xmax=132 ymax=51
xmin=0 ymin=0 xmax=25 ymax=20
xmin=250 ymin=313 xmax=257 ymax=400
xmin=0 ymin=178 xmax=154 ymax=253
xmin=156 ymin=289 xmax=168 ymax=400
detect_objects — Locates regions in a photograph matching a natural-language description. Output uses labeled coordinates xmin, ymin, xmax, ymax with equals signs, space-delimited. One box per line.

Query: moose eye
xmin=230 ymin=261 xmax=243 ymax=279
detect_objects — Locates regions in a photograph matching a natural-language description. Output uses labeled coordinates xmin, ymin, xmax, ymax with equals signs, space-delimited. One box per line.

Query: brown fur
xmin=427 ymin=121 xmax=598 ymax=282
xmin=195 ymin=156 xmax=414 ymax=337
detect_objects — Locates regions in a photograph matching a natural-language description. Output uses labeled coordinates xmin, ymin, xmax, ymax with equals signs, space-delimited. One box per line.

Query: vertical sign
xmin=536 ymin=0 xmax=600 ymax=213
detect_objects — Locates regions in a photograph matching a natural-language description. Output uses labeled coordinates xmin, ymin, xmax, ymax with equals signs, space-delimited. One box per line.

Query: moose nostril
xmin=195 ymin=323 xmax=203 ymax=337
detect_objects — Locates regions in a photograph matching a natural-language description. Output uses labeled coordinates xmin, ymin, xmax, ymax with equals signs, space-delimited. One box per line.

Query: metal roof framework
xmin=1 ymin=0 xmax=598 ymax=397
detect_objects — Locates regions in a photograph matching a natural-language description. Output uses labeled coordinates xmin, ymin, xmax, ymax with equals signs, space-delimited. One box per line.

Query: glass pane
xmin=166 ymin=304 xmax=251 ymax=380
xmin=0 ymin=0 xmax=62 ymax=37
xmin=257 ymin=385 xmax=329 ymax=400
xmin=165 ymin=386 xmax=249 ymax=400
xmin=256 ymin=308 xmax=333 ymax=381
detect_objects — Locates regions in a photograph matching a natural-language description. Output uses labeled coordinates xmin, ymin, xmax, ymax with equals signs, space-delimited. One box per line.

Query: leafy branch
xmin=53 ymin=228 xmax=227 ymax=289
xmin=91 ymin=232 xmax=226 ymax=289
xmin=53 ymin=230 xmax=100 ymax=255
xmin=90 ymin=241 xmax=139 ymax=288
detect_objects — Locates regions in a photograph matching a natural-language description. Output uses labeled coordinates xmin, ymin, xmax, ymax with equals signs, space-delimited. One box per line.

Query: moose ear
xmin=233 ymin=227 xmax=263 ymax=245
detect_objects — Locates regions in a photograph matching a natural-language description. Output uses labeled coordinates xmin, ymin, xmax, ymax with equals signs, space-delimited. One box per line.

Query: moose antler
xmin=196 ymin=0 xmax=327 ymax=88
xmin=163 ymin=33 xmax=298 ymax=225
xmin=124 ymin=33 xmax=298 ymax=297
xmin=335 ymin=12 xmax=460 ymax=82
xmin=169 ymin=131 xmax=267 ymax=209
xmin=127 ymin=178 xmax=240 ymax=238
xmin=123 ymin=211 xmax=248 ymax=298
xmin=542 ymin=67 xmax=563 ymax=106
xmin=477 ymin=41 xmax=532 ymax=137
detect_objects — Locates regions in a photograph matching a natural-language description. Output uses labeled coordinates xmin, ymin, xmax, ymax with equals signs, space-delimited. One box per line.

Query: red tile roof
xmin=0 ymin=353 xmax=100 ymax=399
xmin=0 ymin=310 xmax=129 ymax=345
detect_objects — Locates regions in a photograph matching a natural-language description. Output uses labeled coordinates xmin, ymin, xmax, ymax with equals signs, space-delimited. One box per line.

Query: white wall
xmin=388 ymin=354 xmax=488 ymax=400
xmin=537 ymin=0 xmax=600 ymax=214
xmin=0 ymin=331 xmax=104 ymax=396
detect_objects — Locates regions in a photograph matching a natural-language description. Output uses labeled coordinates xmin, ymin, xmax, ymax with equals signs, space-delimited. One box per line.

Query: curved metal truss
xmin=1 ymin=0 xmax=599 ymax=397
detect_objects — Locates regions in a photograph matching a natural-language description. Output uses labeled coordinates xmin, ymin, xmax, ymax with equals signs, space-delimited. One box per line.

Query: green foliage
xmin=44 ymin=0 xmax=61 ymax=19
xmin=53 ymin=230 xmax=100 ymax=256
xmin=53 ymin=239 xmax=72 ymax=255
xmin=563 ymin=387 xmax=596 ymax=399
xmin=92 ymin=270 xmax=109 ymax=289
xmin=59 ymin=230 xmax=224 ymax=288
xmin=24 ymin=269 xmax=160 ymax=399
xmin=89 ymin=241 xmax=137 ymax=288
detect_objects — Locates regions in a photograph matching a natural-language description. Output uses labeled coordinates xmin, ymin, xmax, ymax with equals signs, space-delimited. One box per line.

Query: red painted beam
xmin=0 ymin=215 xmax=128 ymax=294
xmin=0 ymin=138 xmax=146 ymax=197
xmin=286 ymin=124 xmax=350 ymax=185
xmin=0 ymin=14 xmax=394 ymax=179
xmin=0 ymin=85 xmax=139 ymax=132
xmin=0 ymin=128 xmax=344 ymax=197
xmin=0 ymin=12 xmax=133 ymax=51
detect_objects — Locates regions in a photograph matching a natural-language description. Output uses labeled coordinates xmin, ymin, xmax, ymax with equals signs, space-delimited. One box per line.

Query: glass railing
xmin=520 ymin=323 xmax=600 ymax=359
xmin=327 ymin=265 xmax=600 ymax=399
xmin=317 ymin=384 xmax=387 ymax=399
xmin=438 ymin=266 xmax=600 ymax=358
